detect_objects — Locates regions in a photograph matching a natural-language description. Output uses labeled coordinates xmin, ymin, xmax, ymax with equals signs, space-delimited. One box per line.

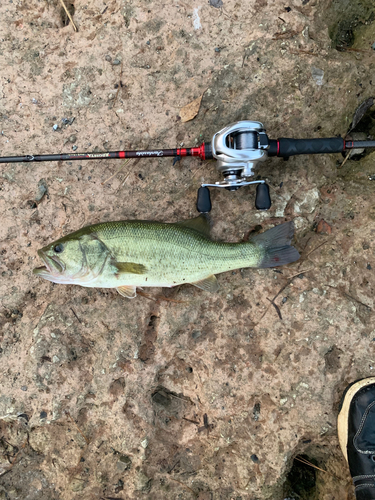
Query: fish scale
xmin=94 ymin=222 xmax=260 ymax=285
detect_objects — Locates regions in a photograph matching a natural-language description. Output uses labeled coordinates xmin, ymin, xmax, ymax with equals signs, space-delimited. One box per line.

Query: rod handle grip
xmin=268 ymin=137 xmax=344 ymax=157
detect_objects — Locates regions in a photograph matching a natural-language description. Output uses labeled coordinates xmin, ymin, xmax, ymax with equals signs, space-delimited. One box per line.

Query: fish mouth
xmin=33 ymin=249 xmax=64 ymax=276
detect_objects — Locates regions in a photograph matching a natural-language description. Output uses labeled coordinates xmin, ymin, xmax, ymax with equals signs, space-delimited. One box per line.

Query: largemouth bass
xmin=33 ymin=216 xmax=299 ymax=298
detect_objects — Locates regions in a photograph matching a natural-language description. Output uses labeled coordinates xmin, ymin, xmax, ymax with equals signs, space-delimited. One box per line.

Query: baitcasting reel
xmin=197 ymin=120 xmax=272 ymax=213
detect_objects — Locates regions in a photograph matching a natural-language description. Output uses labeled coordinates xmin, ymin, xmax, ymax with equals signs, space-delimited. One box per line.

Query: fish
xmin=33 ymin=215 xmax=300 ymax=298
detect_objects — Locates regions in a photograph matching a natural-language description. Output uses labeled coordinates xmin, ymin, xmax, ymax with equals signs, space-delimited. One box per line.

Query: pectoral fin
xmin=114 ymin=262 xmax=147 ymax=275
xmin=191 ymin=274 xmax=219 ymax=292
xmin=117 ymin=285 xmax=137 ymax=298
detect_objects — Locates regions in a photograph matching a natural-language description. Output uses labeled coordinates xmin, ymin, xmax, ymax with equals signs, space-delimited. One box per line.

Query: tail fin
xmin=250 ymin=221 xmax=300 ymax=268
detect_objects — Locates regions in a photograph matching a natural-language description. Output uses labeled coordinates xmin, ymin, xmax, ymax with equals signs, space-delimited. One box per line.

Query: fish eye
xmin=53 ymin=243 xmax=64 ymax=253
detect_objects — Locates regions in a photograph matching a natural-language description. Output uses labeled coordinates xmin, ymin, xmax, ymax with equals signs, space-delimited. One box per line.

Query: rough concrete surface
xmin=1 ymin=0 xmax=375 ymax=498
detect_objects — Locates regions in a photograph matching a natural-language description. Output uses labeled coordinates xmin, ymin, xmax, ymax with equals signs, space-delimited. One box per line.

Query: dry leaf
xmin=348 ymin=97 xmax=374 ymax=134
xmin=316 ymin=219 xmax=332 ymax=235
xmin=180 ymin=94 xmax=203 ymax=123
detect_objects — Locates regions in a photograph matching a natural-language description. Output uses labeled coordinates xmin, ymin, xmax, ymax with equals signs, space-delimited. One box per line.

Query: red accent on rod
xmin=190 ymin=143 xmax=206 ymax=160
xmin=277 ymin=140 xmax=280 ymax=156
xmin=119 ymin=151 xmax=126 ymax=158
xmin=176 ymin=148 xmax=188 ymax=157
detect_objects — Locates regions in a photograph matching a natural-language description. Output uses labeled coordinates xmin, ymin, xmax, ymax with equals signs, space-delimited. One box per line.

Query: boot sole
xmin=337 ymin=377 xmax=375 ymax=462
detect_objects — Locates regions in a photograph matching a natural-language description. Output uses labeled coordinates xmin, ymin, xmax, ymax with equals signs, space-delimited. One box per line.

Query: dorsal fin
xmin=175 ymin=214 xmax=212 ymax=237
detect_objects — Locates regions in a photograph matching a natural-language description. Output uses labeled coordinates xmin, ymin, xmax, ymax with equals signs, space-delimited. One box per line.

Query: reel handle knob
xmin=196 ymin=186 xmax=212 ymax=213
xmin=255 ymin=183 xmax=271 ymax=210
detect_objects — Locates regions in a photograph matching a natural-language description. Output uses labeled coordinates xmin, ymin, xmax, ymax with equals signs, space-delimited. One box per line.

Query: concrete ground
xmin=1 ymin=0 xmax=375 ymax=498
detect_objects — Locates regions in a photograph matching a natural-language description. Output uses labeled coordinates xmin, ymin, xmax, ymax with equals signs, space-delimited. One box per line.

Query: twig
xmin=168 ymin=477 xmax=197 ymax=496
xmin=182 ymin=417 xmax=200 ymax=425
xmin=325 ymin=285 xmax=372 ymax=311
xmin=285 ymin=268 xmax=313 ymax=282
xmin=112 ymin=62 xmax=123 ymax=109
xmin=70 ymin=307 xmax=82 ymax=324
xmin=168 ymin=460 xmax=180 ymax=473
xmin=338 ymin=149 xmax=352 ymax=169
xmin=295 ymin=455 xmax=341 ymax=481
xmin=101 ymin=159 xmax=130 ymax=185
xmin=336 ymin=46 xmax=369 ymax=53
xmin=302 ymin=240 xmax=328 ymax=260
xmin=65 ymin=411 xmax=89 ymax=444
xmin=198 ymin=413 xmax=214 ymax=434
xmin=136 ymin=290 xmax=159 ymax=302
xmin=58 ymin=0 xmax=78 ymax=31
xmin=0 ymin=437 xmax=28 ymax=477
xmin=295 ymin=456 xmax=328 ymax=474
xmin=266 ymin=297 xmax=282 ymax=320
xmin=254 ymin=269 xmax=313 ymax=325
xmin=168 ymin=393 xmax=191 ymax=402
xmin=344 ymin=292 xmax=372 ymax=310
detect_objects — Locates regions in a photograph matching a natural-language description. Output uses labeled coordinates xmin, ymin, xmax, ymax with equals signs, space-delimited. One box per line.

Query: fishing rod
xmin=1 ymin=120 xmax=374 ymax=212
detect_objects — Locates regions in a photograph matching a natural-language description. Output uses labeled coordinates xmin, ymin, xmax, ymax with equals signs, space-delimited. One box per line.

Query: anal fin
xmin=191 ymin=274 xmax=219 ymax=292
xmin=117 ymin=285 xmax=137 ymax=299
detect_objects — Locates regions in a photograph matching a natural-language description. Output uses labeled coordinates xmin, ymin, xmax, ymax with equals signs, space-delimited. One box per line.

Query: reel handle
xmin=196 ymin=183 xmax=271 ymax=213
xmin=196 ymin=186 xmax=212 ymax=213
xmin=255 ymin=183 xmax=271 ymax=210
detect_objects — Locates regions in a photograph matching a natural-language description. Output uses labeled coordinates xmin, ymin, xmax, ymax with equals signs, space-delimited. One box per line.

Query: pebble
xmin=40 ymin=411 xmax=47 ymax=419
xmin=70 ymin=479 xmax=85 ymax=492
xmin=72 ymin=145 xmax=78 ymax=151
xmin=250 ymin=454 xmax=259 ymax=463
xmin=53 ymin=124 xmax=58 ymax=131
xmin=34 ymin=179 xmax=48 ymax=202
xmin=61 ymin=117 xmax=75 ymax=126
xmin=21 ymin=385 xmax=27 ymax=391
xmin=214 ymin=47 xmax=220 ymax=52
xmin=69 ymin=134 xmax=77 ymax=143
xmin=105 ymin=55 xmax=112 ymax=62
xmin=367 ymin=263 xmax=372 ymax=270
xmin=117 ymin=455 xmax=132 ymax=471
xmin=311 ymin=66 xmax=324 ymax=86
xmin=112 ymin=59 xmax=121 ymax=65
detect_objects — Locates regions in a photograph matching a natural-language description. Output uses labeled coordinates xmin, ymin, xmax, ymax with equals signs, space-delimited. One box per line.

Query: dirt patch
xmin=1 ymin=0 xmax=375 ymax=498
